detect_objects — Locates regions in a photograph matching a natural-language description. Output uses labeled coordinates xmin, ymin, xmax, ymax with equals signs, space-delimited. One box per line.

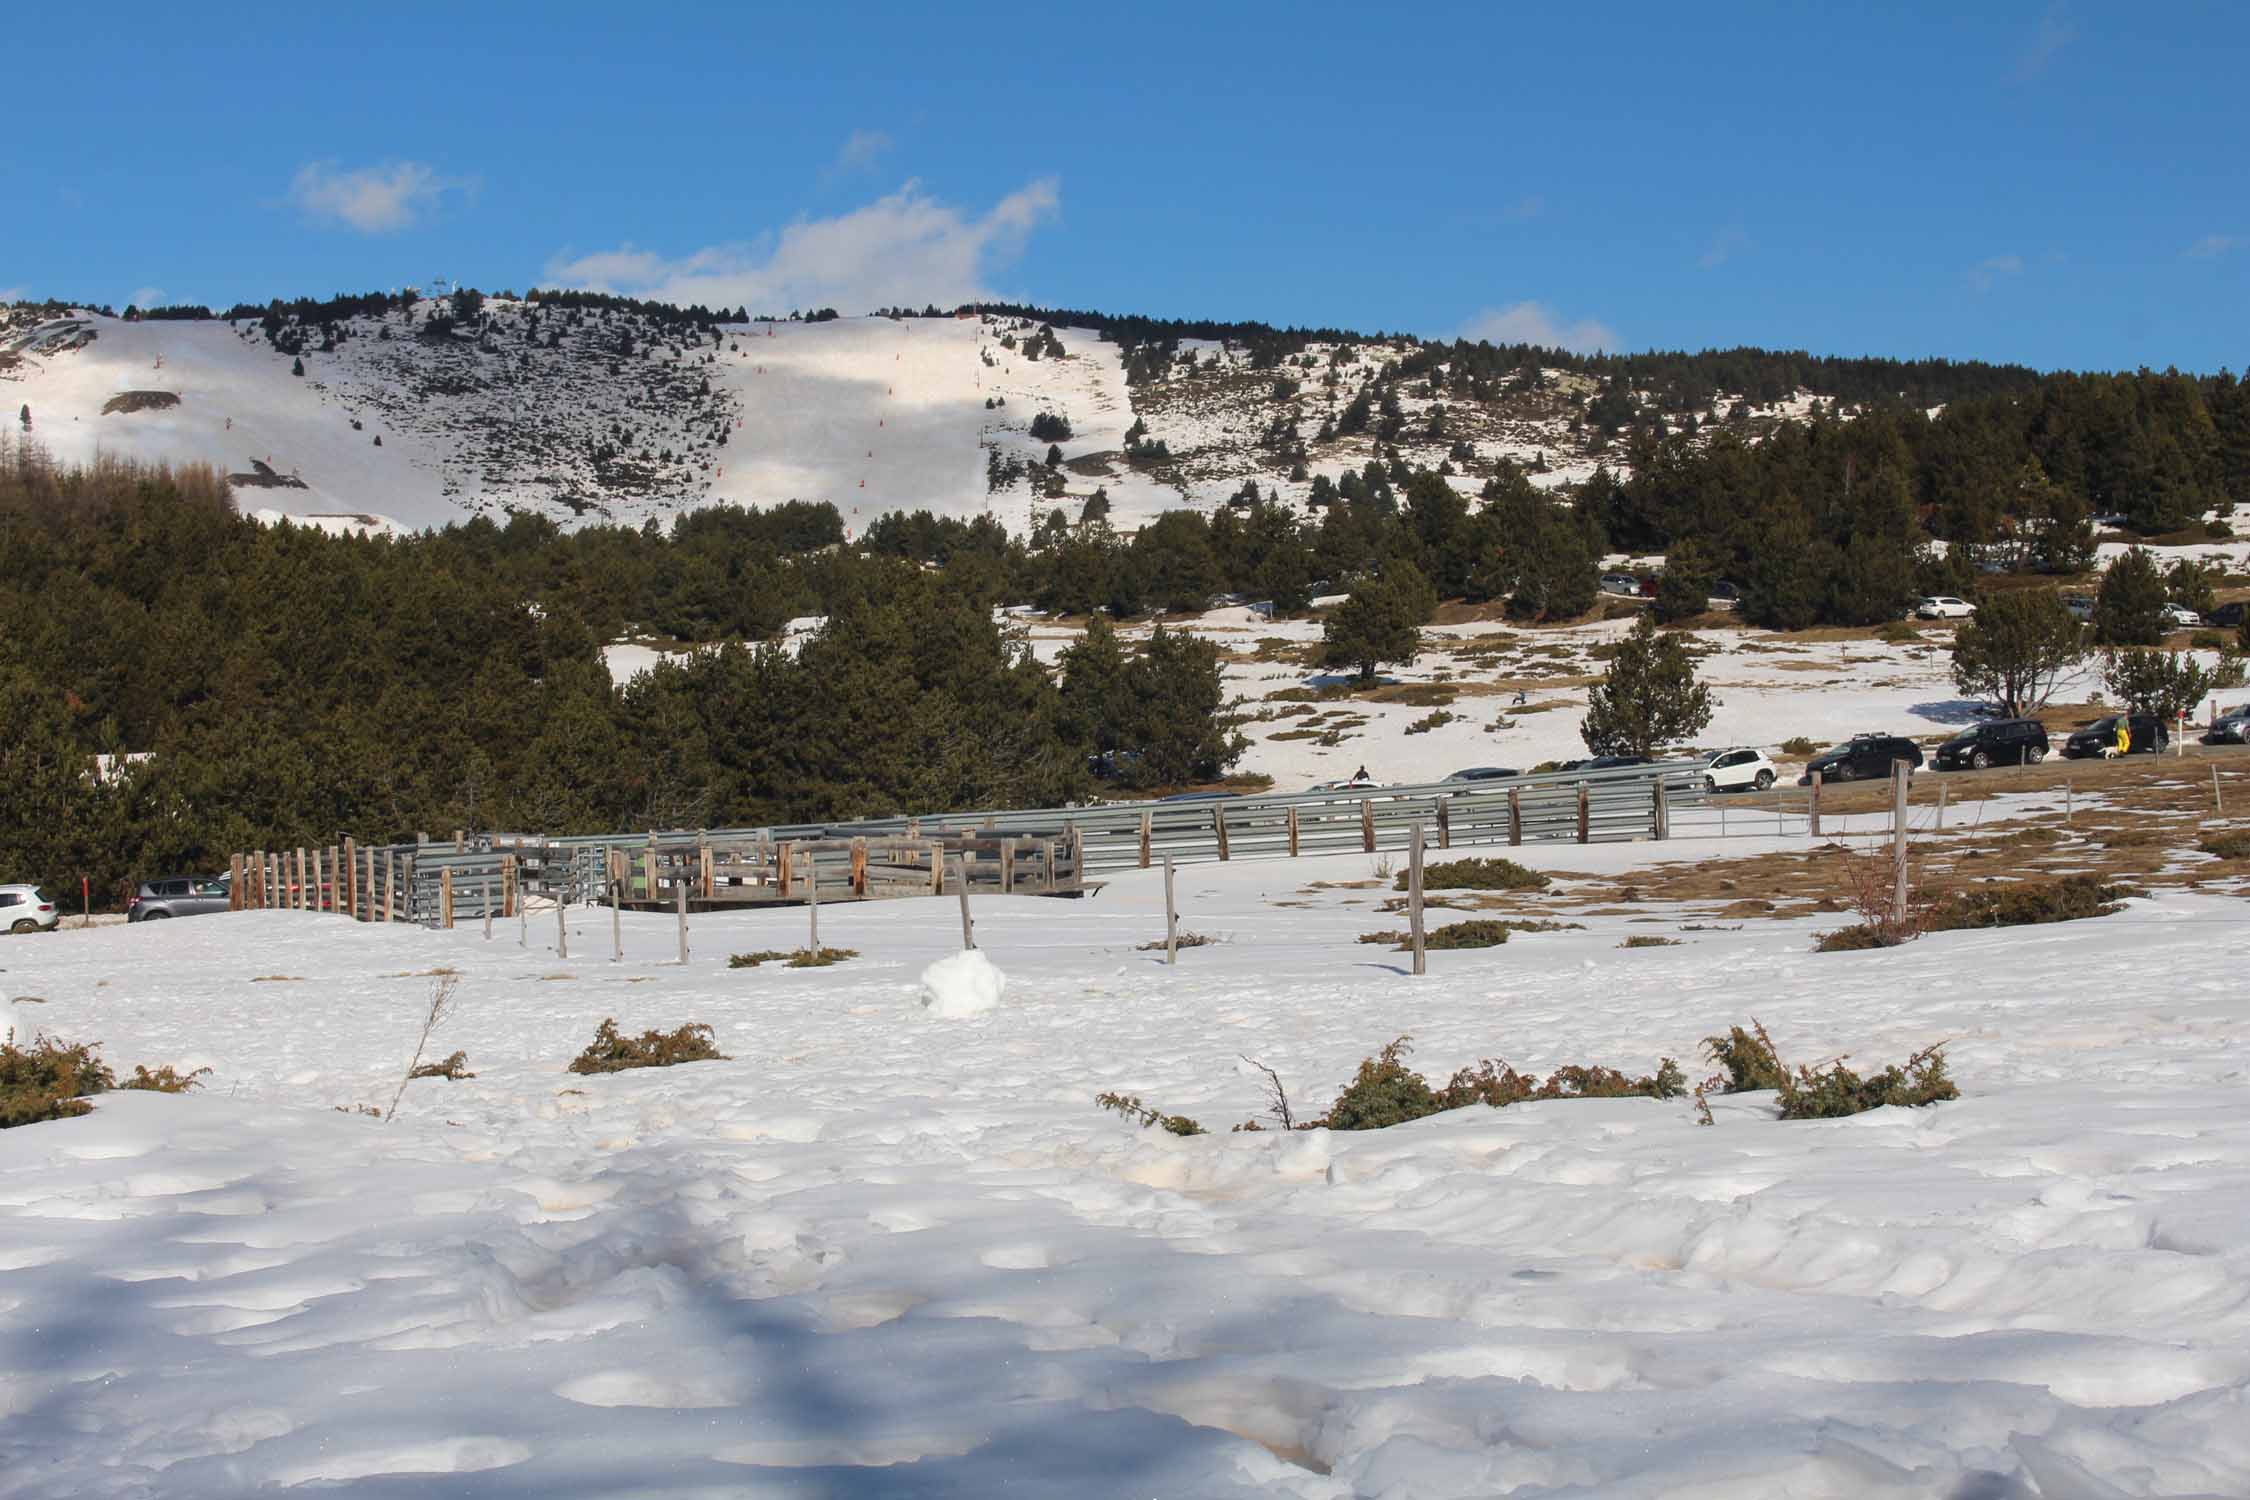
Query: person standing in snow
xmin=2116 ymin=719 xmax=2131 ymax=757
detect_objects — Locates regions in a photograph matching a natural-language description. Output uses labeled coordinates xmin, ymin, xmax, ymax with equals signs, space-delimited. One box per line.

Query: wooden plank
xmin=851 ymin=837 xmax=868 ymax=896
xmin=1361 ymin=799 xmax=1375 ymax=853
xmin=1509 ymin=787 xmax=1522 ymax=846
xmin=342 ymin=837 xmax=356 ymax=916
xmin=777 ymin=841 xmax=793 ymax=898
xmin=1139 ymin=811 xmax=1152 ymax=869
xmin=441 ymin=866 xmax=454 ymax=929
xmin=1214 ymin=805 xmax=1230 ymax=862
xmin=929 ymin=840 xmax=944 ymax=895
xmin=1436 ymin=797 xmax=1451 ymax=850
xmin=501 ymin=853 xmax=516 ymax=919
xmin=384 ymin=852 xmax=396 ymax=923
xmin=1576 ymin=783 xmax=1590 ymax=845
xmin=229 ymin=853 xmax=244 ymax=911
xmin=1409 ymin=824 xmax=1427 ymax=977
xmin=1287 ymin=805 xmax=1300 ymax=858
xmin=1001 ymin=841 xmax=1014 ymax=894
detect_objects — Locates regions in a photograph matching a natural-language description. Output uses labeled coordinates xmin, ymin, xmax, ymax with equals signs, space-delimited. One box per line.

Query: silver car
xmin=2208 ymin=705 xmax=2250 ymax=744
xmin=0 ymin=884 xmax=59 ymax=934
xmin=127 ymin=875 xmax=232 ymax=921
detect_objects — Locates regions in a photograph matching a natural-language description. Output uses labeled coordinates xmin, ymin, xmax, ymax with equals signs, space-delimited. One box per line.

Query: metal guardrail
xmin=236 ymin=761 xmax=1711 ymax=928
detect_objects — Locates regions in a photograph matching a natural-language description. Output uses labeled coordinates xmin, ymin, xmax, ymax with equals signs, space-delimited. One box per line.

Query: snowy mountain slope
xmin=3 ymin=300 xmax=1815 ymax=536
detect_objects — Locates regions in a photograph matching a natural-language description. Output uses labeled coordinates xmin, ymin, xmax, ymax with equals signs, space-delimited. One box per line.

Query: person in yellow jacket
xmin=2115 ymin=718 xmax=2131 ymax=757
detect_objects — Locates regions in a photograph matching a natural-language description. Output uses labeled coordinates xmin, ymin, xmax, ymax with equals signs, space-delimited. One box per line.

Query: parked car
xmin=1932 ymin=717 xmax=2050 ymax=770
xmin=1599 ymin=572 xmax=1640 ymax=597
xmin=1916 ymin=596 xmax=1976 ymax=620
xmin=1559 ymin=755 xmax=1651 ymax=773
xmin=1702 ymin=747 xmax=1777 ymax=792
xmin=2161 ymin=603 xmax=2204 ymax=630
xmin=1443 ymin=766 xmax=1519 ymax=783
xmin=1636 ymin=575 xmax=1661 ymax=599
xmin=0 ymin=884 xmax=59 ymax=934
xmin=2062 ymin=714 xmax=2170 ymax=759
xmin=2210 ymin=602 xmax=2247 ymax=629
xmin=126 ymin=875 xmax=232 ymax=921
xmin=1799 ymin=734 xmax=1924 ymax=784
xmin=2204 ymin=703 xmax=2250 ymax=743
xmin=2062 ymin=594 xmax=2096 ymax=623
xmin=1709 ymin=581 xmax=1741 ymax=610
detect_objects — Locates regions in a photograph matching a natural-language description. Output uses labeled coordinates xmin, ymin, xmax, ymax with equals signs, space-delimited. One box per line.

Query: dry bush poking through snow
xmin=3 ymin=1036 xmax=205 ymax=1127
xmin=406 ymin=1051 xmax=474 ymax=1081
xmin=730 ymin=948 xmax=859 ymax=968
xmin=1094 ymin=1091 xmax=1204 ymax=1136
xmin=1701 ymin=1020 xmax=1957 ymax=1119
xmin=568 ymin=1018 xmax=728 ymax=1074
xmin=1401 ymin=857 xmax=1550 ymax=893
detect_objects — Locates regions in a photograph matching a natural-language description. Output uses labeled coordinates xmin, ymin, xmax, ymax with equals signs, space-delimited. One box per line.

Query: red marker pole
xmin=82 ymin=875 xmax=90 ymax=928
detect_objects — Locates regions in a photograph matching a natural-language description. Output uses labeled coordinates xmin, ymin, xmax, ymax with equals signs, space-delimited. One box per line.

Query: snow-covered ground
xmin=5 ymin=834 xmax=2249 ymax=1497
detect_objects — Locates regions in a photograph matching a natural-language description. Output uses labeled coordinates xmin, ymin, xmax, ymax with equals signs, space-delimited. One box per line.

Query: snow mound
xmin=918 ymin=948 xmax=1005 ymax=1017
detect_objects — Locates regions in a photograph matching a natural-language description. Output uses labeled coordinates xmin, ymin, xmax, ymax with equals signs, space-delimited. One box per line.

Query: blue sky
xmin=7 ymin=2 xmax=2244 ymax=372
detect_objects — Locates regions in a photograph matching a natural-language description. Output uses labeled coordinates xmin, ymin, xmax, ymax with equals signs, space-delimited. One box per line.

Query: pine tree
xmin=1950 ymin=591 xmax=2085 ymax=716
xmin=2094 ymin=547 xmax=2167 ymax=645
xmin=1321 ymin=570 xmax=1427 ymax=683
xmin=1580 ymin=613 xmax=1715 ymax=758
xmin=1652 ymin=539 xmax=1715 ymax=623
xmin=2103 ymin=649 xmax=2214 ymax=722
xmin=291 ymin=356 xmax=305 ymax=377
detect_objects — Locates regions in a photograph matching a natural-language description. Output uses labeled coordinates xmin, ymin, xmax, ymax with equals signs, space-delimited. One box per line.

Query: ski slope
xmin=0 ymin=307 xmax=1186 ymax=535
xmin=3 ymin=843 xmax=2248 ymax=1497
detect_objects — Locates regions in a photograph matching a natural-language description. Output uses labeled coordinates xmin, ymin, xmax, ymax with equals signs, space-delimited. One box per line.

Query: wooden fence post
xmin=384 ymin=852 xmax=396 ymax=923
xmin=1892 ymin=760 xmax=1910 ymax=927
xmin=557 ymin=895 xmax=568 ymax=960
xmin=804 ymin=850 xmax=819 ymax=952
xmin=677 ymin=880 xmax=689 ymax=965
xmin=501 ymin=854 xmax=516 ymax=919
xmin=851 ymin=836 xmax=868 ymax=896
xmin=440 ymin=866 xmax=453 ymax=930
xmin=955 ymin=857 xmax=975 ymax=950
xmin=1361 ymin=799 xmax=1375 ymax=852
xmin=453 ymin=829 xmax=464 ymax=854
xmin=1408 ymin=823 xmax=1427 ymax=977
xmin=2214 ymin=763 xmax=2223 ymax=816
xmin=1436 ymin=796 xmax=1451 ymax=850
xmin=1214 ymin=805 xmax=1230 ymax=861
xmin=1576 ymin=783 xmax=1590 ymax=845
xmin=1809 ymin=771 xmax=1823 ymax=838
xmin=1163 ymin=854 xmax=1177 ymax=965
xmin=1043 ymin=839 xmax=1057 ymax=893
xmin=296 ymin=848 xmax=308 ymax=910
xmin=1653 ymin=779 xmax=1669 ymax=841
xmin=1001 ymin=841 xmax=1015 ymax=893
xmin=483 ymin=879 xmax=493 ymax=940
xmin=611 ymin=874 xmax=622 ymax=963
xmin=1508 ymin=787 xmax=1522 ymax=846
xmin=1287 ymin=804 xmax=1300 ymax=858
xmin=777 ymin=841 xmax=794 ymax=899
xmin=929 ymin=839 xmax=944 ymax=895
xmin=1139 ymin=811 xmax=1152 ymax=869
xmin=343 ymin=837 xmax=356 ymax=916
xmin=1936 ymin=781 xmax=1948 ymax=831
xmin=229 ymin=854 xmax=244 ymax=911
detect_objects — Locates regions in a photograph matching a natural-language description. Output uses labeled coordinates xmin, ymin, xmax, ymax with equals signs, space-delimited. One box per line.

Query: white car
xmin=1702 ymin=747 xmax=1777 ymax=793
xmin=2062 ymin=594 xmax=2095 ymax=622
xmin=0 ymin=884 xmax=59 ymax=935
xmin=1915 ymin=596 xmax=1976 ymax=620
xmin=2162 ymin=603 xmax=2204 ymax=629
xmin=1599 ymin=572 xmax=1640 ymax=597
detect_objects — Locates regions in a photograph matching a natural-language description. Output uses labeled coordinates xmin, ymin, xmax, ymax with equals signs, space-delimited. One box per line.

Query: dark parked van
xmin=2062 ymin=714 xmax=2170 ymax=759
xmin=1933 ymin=717 xmax=2050 ymax=770
xmin=1799 ymin=734 xmax=1924 ymax=784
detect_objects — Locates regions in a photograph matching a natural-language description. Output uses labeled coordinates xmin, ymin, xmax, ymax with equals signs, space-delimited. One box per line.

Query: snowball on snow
xmin=918 ymin=948 xmax=1005 ymax=1017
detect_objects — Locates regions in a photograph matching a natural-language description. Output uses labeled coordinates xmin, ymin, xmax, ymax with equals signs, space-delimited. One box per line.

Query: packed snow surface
xmin=3 ymin=845 xmax=2249 ymax=1498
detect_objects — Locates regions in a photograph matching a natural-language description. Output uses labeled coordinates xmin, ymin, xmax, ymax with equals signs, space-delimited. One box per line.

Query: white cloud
xmin=1699 ymin=225 xmax=1751 ymax=270
xmin=2186 ymin=234 xmax=2243 ymax=260
xmin=545 ymin=177 xmax=1061 ymax=314
xmin=128 ymin=285 xmax=166 ymax=311
xmin=1969 ymin=254 xmax=2024 ymax=292
xmin=1458 ymin=301 xmax=1619 ymax=355
xmin=290 ymin=160 xmax=464 ymax=233
xmin=831 ymin=129 xmax=893 ymax=174
xmin=0 ymin=286 xmax=25 ymax=304
xmin=2012 ymin=2 xmax=2076 ymax=80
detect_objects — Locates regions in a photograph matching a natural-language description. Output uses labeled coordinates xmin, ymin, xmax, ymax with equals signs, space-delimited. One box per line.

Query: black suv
xmin=1799 ymin=734 xmax=1923 ymax=784
xmin=1933 ymin=717 xmax=2050 ymax=770
xmin=2062 ymin=713 xmax=2170 ymax=759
